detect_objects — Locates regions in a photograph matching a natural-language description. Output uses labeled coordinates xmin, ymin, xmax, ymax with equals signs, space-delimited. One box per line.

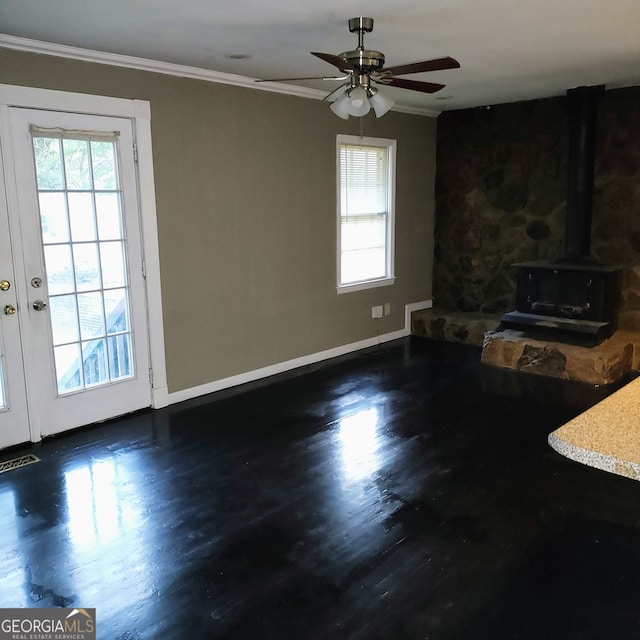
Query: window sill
xmin=337 ymin=277 xmax=395 ymax=294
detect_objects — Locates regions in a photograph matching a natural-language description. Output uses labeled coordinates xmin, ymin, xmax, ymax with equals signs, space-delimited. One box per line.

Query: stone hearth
xmin=411 ymin=308 xmax=640 ymax=384
xmin=481 ymin=328 xmax=640 ymax=385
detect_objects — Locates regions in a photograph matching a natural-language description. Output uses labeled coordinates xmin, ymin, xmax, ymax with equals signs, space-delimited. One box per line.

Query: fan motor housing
xmin=340 ymin=49 xmax=385 ymax=72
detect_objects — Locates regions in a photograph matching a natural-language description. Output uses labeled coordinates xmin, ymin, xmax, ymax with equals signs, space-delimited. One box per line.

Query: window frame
xmin=336 ymin=134 xmax=396 ymax=294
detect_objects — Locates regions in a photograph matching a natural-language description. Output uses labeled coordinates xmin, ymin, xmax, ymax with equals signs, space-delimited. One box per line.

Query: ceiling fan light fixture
xmin=330 ymin=92 xmax=352 ymax=119
xmin=369 ymin=89 xmax=395 ymax=117
xmin=347 ymin=86 xmax=370 ymax=116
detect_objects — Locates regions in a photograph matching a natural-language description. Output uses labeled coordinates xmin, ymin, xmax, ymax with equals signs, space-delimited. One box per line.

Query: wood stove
xmin=501 ymin=85 xmax=620 ymax=342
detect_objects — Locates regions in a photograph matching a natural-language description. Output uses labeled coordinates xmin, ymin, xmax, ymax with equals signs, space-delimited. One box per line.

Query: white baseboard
xmin=151 ymin=385 xmax=169 ymax=409
xmin=167 ymin=299 xmax=432 ymax=406
xmin=404 ymin=299 xmax=433 ymax=331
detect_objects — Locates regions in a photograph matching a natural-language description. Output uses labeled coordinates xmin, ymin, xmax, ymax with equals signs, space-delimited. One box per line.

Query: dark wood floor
xmin=1 ymin=337 xmax=639 ymax=639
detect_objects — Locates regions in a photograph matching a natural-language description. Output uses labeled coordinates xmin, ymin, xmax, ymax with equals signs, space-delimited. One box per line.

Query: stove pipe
xmin=563 ymin=85 xmax=604 ymax=262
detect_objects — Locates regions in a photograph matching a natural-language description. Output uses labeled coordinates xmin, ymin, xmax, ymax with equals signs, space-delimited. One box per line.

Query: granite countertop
xmin=548 ymin=377 xmax=640 ymax=480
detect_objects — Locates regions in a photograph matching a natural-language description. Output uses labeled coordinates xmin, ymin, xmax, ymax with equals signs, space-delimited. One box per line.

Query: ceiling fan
xmin=256 ymin=17 xmax=460 ymax=118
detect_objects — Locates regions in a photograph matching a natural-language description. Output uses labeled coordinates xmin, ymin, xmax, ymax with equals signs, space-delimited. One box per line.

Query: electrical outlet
xmin=384 ymin=302 xmax=391 ymax=316
xmin=371 ymin=305 xmax=383 ymax=319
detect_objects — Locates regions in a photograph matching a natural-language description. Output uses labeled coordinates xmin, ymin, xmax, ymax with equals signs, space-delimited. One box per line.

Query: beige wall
xmin=0 ymin=48 xmax=437 ymax=394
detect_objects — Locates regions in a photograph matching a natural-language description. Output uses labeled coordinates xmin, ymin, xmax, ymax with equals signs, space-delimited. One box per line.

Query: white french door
xmin=0 ymin=106 xmax=152 ymax=448
xmin=0 ymin=135 xmax=30 ymax=448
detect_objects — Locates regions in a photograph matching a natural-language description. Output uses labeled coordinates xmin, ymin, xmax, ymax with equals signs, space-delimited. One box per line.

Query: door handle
xmin=0 ymin=280 xmax=10 ymax=291
xmin=32 ymin=300 xmax=47 ymax=311
xmin=4 ymin=304 xmax=16 ymax=315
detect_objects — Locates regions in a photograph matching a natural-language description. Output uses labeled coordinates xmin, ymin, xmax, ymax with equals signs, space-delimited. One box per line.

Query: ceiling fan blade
xmin=255 ymin=75 xmax=348 ymax=83
xmin=382 ymin=77 xmax=446 ymax=94
xmin=311 ymin=51 xmax=355 ymax=73
xmin=382 ymin=56 xmax=460 ymax=77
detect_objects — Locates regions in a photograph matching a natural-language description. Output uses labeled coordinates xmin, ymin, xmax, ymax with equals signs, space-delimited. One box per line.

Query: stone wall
xmin=412 ymin=308 xmax=501 ymax=347
xmin=433 ymin=86 xmax=640 ymax=330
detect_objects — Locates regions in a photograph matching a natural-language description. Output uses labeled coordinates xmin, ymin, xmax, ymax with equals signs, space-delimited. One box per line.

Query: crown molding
xmin=0 ymin=34 xmax=440 ymax=118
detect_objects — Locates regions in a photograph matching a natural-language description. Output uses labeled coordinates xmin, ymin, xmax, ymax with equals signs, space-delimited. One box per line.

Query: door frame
xmin=0 ymin=84 xmax=168 ymax=443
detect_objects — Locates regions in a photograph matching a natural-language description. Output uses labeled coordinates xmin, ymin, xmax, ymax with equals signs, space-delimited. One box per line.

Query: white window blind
xmin=337 ymin=136 xmax=395 ymax=291
xmin=340 ymin=144 xmax=388 ymax=218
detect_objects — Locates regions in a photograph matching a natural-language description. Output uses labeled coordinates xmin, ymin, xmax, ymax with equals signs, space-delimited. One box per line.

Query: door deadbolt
xmin=0 ymin=280 xmax=10 ymax=291
xmin=31 ymin=277 xmax=43 ymax=288
xmin=4 ymin=304 xmax=16 ymax=315
xmin=32 ymin=300 xmax=47 ymax=311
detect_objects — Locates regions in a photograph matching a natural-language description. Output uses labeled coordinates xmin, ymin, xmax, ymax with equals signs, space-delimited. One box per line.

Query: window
xmin=337 ymin=135 xmax=396 ymax=292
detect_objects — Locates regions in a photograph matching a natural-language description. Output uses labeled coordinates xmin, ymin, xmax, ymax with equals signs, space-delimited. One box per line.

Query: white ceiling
xmin=2 ymin=0 xmax=640 ymax=113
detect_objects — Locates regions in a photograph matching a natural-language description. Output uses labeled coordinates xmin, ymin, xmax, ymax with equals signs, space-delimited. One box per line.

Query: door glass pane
xmin=63 ymin=139 xmax=91 ymax=190
xmin=104 ymin=288 xmax=130 ymax=334
xmin=68 ymin=192 xmax=97 ymax=242
xmin=78 ymin=292 xmax=105 ymax=340
xmin=73 ymin=243 xmax=102 ymax=292
xmin=54 ymin=343 xmax=83 ymax=393
xmin=91 ymin=141 xmax=118 ymax=190
xmin=49 ymin=295 xmax=79 ymax=345
xmin=83 ymin=339 xmax=108 ymax=387
xmin=44 ymin=245 xmax=75 ymax=295
xmin=96 ymin=193 xmax=122 ymax=240
xmin=39 ymin=192 xmax=70 ymax=243
xmin=33 ymin=134 xmax=135 ymax=395
xmin=100 ymin=242 xmax=126 ymax=288
xmin=108 ymin=334 xmax=132 ymax=380
xmin=33 ymin=137 xmax=64 ymax=190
